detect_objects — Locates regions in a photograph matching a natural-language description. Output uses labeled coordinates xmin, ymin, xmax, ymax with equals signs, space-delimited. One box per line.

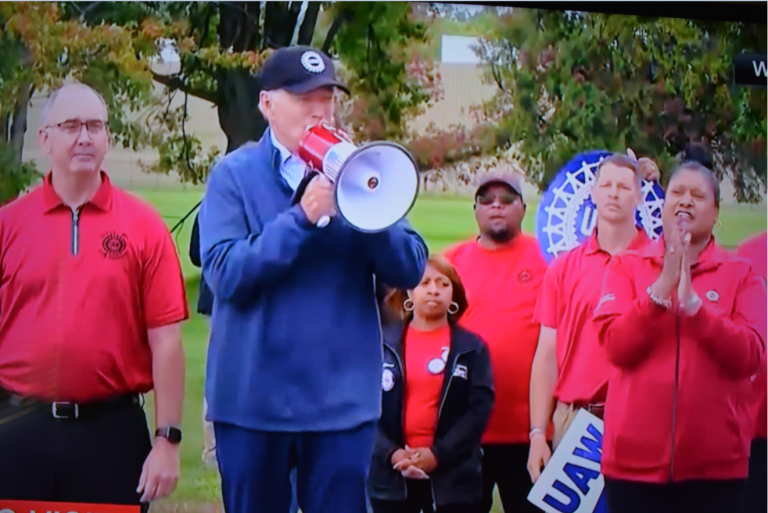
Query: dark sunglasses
xmin=476 ymin=192 xmax=518 ymax=206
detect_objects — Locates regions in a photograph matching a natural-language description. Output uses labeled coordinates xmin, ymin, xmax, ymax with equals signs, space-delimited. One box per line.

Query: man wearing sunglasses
xmin=0 ymin=83 xmax=188 ymax=510
xmin=444 ymin=170 xmax=547 ymax=513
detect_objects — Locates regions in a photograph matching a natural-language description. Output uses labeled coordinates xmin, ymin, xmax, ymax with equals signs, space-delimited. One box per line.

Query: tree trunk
xmin=9 ymin=84 xmax=32 ymax=164
xmin=216 ymin=68 xmax=268 ymax=153
xmin=0 ymin=112 xmax=10 ymax=144
xmin=297 ymin=2 xmax=320 ymax=45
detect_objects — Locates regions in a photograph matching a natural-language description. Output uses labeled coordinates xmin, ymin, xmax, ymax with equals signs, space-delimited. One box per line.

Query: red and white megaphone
xmin=297 ymin=123 xmax=420 ymax=232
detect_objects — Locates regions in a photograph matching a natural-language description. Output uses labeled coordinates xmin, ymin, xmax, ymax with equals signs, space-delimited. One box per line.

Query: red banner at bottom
xmin=0 ymin=500 xmax=140 ymax=513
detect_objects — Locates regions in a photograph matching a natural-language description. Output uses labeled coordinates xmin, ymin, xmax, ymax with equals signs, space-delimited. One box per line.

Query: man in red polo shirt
xmin=0 ymin=83 xmax=188 ymax=510
xmin=444 ymin=170 xmax=546 ymax=513
xmin=527 ymin=154 xmax=656 ymax=482
xmin=736 ymin=231 xmax=767 ymax=513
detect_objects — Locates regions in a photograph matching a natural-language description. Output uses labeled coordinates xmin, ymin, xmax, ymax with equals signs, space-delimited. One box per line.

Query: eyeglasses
xmin=47 ymin=119 xmax=108 ymax=135
xmin=476 ymin=192 xmax=518 ymax=206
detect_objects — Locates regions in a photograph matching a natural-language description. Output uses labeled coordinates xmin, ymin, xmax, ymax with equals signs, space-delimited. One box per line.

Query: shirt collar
xmin=584 ymin=227 xmax=649 ymax=256
xmin=269 ymin=128 xmax=293 ymax=166
xmin=42 ymin=170 xmax=112 ymax=212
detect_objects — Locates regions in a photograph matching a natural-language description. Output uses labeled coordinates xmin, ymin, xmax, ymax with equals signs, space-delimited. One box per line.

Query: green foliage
xmin=0 ymin=2 xmax=157 ymax=201
xmin=326 ymin=2 xmax=439 ymax=142
xmin=477 ymin=10 xmax=767 ymax=202
xmin=0 ymin=1 xmax=437 ymax=199
xmin=0 ymin=141 xmax=40 ymax=205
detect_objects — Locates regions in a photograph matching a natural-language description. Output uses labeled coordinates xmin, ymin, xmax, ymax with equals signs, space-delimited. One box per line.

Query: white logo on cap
xmin=301 ymin=51 xmax=325 ymax=73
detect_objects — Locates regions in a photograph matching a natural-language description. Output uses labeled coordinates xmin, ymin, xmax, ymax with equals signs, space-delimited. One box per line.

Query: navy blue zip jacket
xmin=368 ymin=321 xmax=495 ymax=507
xmin=198 ymin=130 xmax=428 ymax=432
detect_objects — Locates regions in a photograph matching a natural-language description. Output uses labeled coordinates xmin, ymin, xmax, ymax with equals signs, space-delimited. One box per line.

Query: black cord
xmin=170 ymin=200 xmax=202 ymax=235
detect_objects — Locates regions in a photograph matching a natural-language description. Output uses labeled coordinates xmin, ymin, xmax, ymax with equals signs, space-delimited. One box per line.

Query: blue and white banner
xmin=536 ymin=150 xmax=665 ymax=263
xmin=527 ymin=409 xmax=607 ymax=513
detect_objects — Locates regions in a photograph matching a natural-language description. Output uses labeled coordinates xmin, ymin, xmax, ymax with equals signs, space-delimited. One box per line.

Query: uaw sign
xmin=0 ymin=501 xmax=139 ymax=513
xmin=528 ymin=409 xmax=607 ymax=513
xmin=536 ymin=150 xmax=664 ymax=263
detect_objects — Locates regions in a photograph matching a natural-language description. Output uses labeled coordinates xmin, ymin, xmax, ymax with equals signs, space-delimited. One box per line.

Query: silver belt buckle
xmin=52 ymin=402 xmax=78 ymax=419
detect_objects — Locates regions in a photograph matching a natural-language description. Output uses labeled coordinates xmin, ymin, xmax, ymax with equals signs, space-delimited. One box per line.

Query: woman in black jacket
xmin=368 ymin=254 xmax=495 ymax=513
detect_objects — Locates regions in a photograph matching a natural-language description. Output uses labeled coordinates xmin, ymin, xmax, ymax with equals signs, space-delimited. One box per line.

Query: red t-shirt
xmin=444 ymin=234 xmax=547 ymax=444
xmin=403 ymin=324 xmax=451 ymax=449
xmin=736 ymin=231 xmax=767 ymax=440
xmin=0 ymin=172 xmax=189 ymax=402
xmin=535 ymin=230 xmax=648 ymax=404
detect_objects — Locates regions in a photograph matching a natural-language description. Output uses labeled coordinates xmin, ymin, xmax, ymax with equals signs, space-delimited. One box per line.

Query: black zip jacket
xmin=367 ymin=321 xmax=495 ymax=508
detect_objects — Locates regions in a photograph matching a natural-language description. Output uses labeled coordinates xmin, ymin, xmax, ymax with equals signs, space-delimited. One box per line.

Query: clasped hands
xmin=391 ymin=446 xmax=438 ymax=480
xmin=652 ymin=220 xmax=702 ymax=316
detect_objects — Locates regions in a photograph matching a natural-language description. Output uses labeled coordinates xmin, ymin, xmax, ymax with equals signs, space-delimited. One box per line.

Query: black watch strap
xmin=155 ymin=426 xmax=182 ymax=444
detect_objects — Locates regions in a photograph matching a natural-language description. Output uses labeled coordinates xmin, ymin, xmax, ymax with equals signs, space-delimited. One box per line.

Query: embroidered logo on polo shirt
xmin=518 ymin=270 xmax=532 ymax=283
xmin=101 ymin=232 xmax=128 ymax=259
xmin=706 ymin=290 xmax=719 ymax=303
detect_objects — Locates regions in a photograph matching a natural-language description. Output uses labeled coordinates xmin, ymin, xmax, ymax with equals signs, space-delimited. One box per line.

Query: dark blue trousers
xmin=215 ymin=420 xmax=375 ymax=513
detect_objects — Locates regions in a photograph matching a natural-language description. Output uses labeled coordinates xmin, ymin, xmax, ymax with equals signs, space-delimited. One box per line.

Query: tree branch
xmin=151 ymin=72 xmax=218 ymax=104
xmin=322 ymin=10 xmax=347 ymax=54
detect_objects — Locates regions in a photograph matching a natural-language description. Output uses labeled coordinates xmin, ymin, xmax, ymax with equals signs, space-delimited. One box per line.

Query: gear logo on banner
xmin=536 ymin=150 xmax=665 ymax=263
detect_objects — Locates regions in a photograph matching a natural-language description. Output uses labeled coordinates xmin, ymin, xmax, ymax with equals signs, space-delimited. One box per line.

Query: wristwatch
xmin=155 ymin=426 xmax=182 ymax=444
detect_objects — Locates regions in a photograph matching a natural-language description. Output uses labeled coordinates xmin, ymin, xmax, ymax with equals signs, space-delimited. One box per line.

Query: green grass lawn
xmin=134 ymin=189 xmax=766 ymax=512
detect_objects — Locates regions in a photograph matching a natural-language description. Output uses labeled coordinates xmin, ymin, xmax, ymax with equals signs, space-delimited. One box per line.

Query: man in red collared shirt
xmin=527 ymin=154 xmax=656 ymax=482
xmin=0 ymin=83 xmax=188 ymax=510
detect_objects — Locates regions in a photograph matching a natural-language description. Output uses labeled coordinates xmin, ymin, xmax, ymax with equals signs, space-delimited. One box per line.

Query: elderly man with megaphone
xmin=198 ymin=45 xmax=429 ymax=513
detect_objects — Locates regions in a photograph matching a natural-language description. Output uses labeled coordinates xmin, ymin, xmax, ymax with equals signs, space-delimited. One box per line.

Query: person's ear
xmin=37 ymin=127 xmax=51 ymax=156
xmin=258 ymin=91 xmax=271 ymax=119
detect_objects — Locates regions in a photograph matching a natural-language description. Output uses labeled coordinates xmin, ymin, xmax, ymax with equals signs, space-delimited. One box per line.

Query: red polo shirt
xmin=0 ymin=172 xmax=188 ymax=402
xmin=444 ymin=233 xmax=547 ymax=444
xmin=535 ymin=229 xmax=648 ymax=405
xmin=736 ymin=231 xmax=767 ymax=440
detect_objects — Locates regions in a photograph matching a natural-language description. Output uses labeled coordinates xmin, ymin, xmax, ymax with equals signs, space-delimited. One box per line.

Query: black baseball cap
xmin=259 ymin=45 xmax=350 ymax=95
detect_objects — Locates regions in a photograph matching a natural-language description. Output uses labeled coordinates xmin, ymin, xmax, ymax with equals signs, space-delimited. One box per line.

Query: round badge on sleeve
xmin=301 ymin=50 xmax=325 ymax=73
xmin=382 ymin=369 xmax=394 ymax=391
xmin=536 ymin=150 xmax=664 ymax=263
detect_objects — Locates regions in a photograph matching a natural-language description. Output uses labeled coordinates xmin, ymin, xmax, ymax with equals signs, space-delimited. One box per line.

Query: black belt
xmin=0 ymin=391 xmax=142 ymax=420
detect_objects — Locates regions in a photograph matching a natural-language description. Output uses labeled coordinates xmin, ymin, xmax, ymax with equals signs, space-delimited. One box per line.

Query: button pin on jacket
xmin=382 ymin=369 xmax=394 ymax=391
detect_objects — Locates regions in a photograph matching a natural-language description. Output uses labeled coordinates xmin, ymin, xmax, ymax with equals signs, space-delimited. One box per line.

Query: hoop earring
xmin=448 ymin=302 xmax=459 ymax=315
xmin=403 ymin=299 xmax=414 ymax=312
